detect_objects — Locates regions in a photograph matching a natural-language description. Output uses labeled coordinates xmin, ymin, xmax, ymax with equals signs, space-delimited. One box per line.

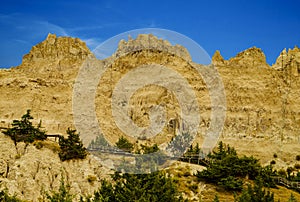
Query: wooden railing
xmin=45 ymin=134 xmax=62 ymax=142
xmin=1 ymin=126 xmax=299 ymax=191
xmin=272 ymin=176 xmax=300 ymax=191
xmin=0 ymin=127 xmax=62 ymax=142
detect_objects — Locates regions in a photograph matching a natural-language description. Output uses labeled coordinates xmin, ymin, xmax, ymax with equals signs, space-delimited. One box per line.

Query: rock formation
xmin=227 ymin=47 xmax=269 ymax=68
xmin=0 ymin=34 xmax=300 ymax=200
xmin=15 ymin=33 xmax=92 ymax=79
xmin=272 ymin=46 xmax=300 ymax=76
xmin=212 ymin=50 xmax=225 ymax=66
xmin=115 ymin=34 xmax=192 ymax=61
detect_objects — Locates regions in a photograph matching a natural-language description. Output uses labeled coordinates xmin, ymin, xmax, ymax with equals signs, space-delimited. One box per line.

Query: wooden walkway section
xmin=273 ymin=177 xmax=300 ymax=192
xmin=87 ymin=148 xmax=209 ymax=166
xmin=178 ymin=153 xmax=209 ymax=166
xmin=0 ymin=127 xmax=62 ymax=142
xmin=88 ymin=148 xmax=135 ymax=156
xmin=45 ymin=134 xmax=62 ymax=142
xmin=1 ymin=126 xmax=299 ymax=192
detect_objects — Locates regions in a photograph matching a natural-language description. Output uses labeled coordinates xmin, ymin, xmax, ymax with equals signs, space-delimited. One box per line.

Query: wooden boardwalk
xmin=273 ymin=177 xmax=300 ymax=191
xmin=0 ymin=127 xmax=62 ymax=142
xmin=1 ymin=126 xmax=299 ymax=192
xmin=88 ymin=148 xmax=209 ymax=166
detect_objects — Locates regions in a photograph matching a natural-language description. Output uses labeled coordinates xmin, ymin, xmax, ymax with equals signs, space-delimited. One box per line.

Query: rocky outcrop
xmin=227 ymin=47 xmax=269 ymax=68
xmin=115 ymin=34 xmax=192 ymax=61
xmin=212 ymin=50 xmax=225 ymax=66
xmin=272 ymin=46 xmax=300 ymax=76
xmin=0 ymin=134 xmax=111 ymax=201
xmin=14 ymin=33 xmax=93 ymax=79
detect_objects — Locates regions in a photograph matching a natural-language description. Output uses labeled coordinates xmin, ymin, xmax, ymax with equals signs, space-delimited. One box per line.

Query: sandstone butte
xmin=0 ymin=33 xmax=300 ymax=201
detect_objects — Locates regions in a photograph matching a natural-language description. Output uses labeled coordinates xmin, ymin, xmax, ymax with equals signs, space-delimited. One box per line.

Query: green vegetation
xmin=195 ymin=142 xmax=267 ymax=191
xmin=114 ymin=136 xmax=160 ymax=155
xmin=45 ymin=177 xmax=73 ymax=202
xmin=278 ymin=169 xmax=287 ymax=177
xmin=289 ymin=171 xmax=300 ymax=182
xmin=88 ymin=134 xmax=110 ymax=149
xmin=235 ymin=177 xmax=274 ymax=202
xmin=115 ymin=136 xmax=134 ymax=152
xmin=81 ymin=171 xmax=186 ymax=202
xmin=3 ymin=110 xmax=87 ymax=161
xmin=58 ymin=128 xmax=87 ymax=161
xmin=0 ymin=189 xmax=22 ymax=202
xmin=135 ymin=143 xmax=167 ymax=173
xmin=213 ymin=194 xmax=220 ymax=202
xmin=195 ymin=142 xmax=277 ymax=191
xmin=3 ymin=112 xmax=300 ymax=201
xmin=1 ymin=170 xmax=185 ymax=202
xmin=181 ymin=143 xmax=204 ymax=164
xmin=166 ymin=132 xmax=193 ymax=157
xmin=2 ymin=136 xmax=300 ymax=201
xmin=3 ymin=110 xmax=46 ymax=145
xmin=288 ymin=193 xmax=297 ymax=202
xmin=139 ymin=143 xmax=159 ymax=154
xmin=87 ymin=175 xmax=97 ymax=184
xmin=115 ymin=136 xmax=167 ymax=173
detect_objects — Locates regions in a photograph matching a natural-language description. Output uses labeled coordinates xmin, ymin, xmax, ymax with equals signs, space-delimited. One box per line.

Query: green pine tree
xmin=196 ymin=142 xmax=261 ymax=191
xmin=3 ymin=110 xmax=46 ymax=145
xmin=235 ymin=177 xmax=274 ymax=202
xmin=213 ymin=194 xmax=220 ymax=202
xmin=0 ymin=189 xmax=23 ymax=202
xmin=115 ymin=136 xmax=133 ymax=152
xmin=87 ymin=171 xmax=185 ymax=202
xmin=58 ymin=128 xmax=87 ymax=161
xmin=46 ymin=176 xmax=73 ymax=202
xmin=288 ymin=193 xmax=298 ymax=202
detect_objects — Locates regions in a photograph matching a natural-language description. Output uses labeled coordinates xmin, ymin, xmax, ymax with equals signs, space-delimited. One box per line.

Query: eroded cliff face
xmin=0 ymin=34 xmax=93 ymax=134
xmin=214 ymin=47 xmax=300 ymax=162
xmin=0 ymin=34 xmax=109 ymax=201
xmin=0 ymin=33 xmax=300 ymax=200
xmin=0 ymin=134 xmax=110 ymax=201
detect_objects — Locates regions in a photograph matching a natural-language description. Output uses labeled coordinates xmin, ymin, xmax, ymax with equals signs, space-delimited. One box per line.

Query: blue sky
xmin=0 ymin=0 xmax=299 ymax=68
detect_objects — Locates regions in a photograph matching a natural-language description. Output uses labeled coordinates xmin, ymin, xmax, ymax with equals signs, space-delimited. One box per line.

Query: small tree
xmin=3 ymin=110 xmax=46 ymax=145
xmin=88 ymin=134 xmax=110 ymax=149
xmin=213 ymin=194 xmax=220 ymax=202
xmin=288 ymin=193 xmax=297 ymax=202
xmin=287 ymin=167 xmax=294 ymax=180
xmin=115 ymin=136 xmax=133 ymax=152
xmin=89 ymin=171 xmax=185 ymax=202
xmin=58 ymin=128 xmax=87 ymax=161
xmin=196 ymin=142 xmax=261 ymax=191
xmin=0 ymin=189 xmax=22 ymax=202
xmin=235 ymin=177 xmax=274 ymax=202
xmin=140 ymin=144 xmax=159 ymax=154
xmin=46 ymin=176 xmax=73 ymax=202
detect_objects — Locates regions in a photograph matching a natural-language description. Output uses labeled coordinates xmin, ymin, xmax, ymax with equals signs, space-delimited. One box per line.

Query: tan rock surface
xmin=0 ymin=34 xmax=299 ymax=200
xmin=0 ymin=134 xmax=111 ymax=201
